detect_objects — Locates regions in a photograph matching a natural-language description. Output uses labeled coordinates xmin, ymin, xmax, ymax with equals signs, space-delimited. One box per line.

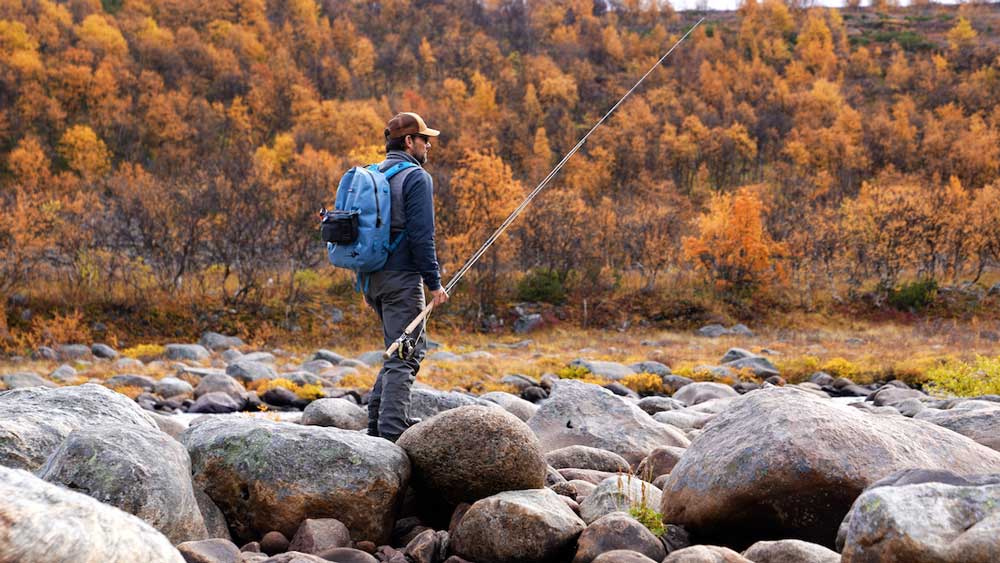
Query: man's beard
xmin=416 ymin=151 xmax=427 ymax=165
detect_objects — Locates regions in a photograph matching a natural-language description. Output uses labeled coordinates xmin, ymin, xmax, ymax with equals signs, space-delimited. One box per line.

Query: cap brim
xmin=420 ymin=127 xmax=440 ymax=137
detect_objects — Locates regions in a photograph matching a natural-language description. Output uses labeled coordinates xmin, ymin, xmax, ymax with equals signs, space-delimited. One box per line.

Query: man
xmin=364 ymin=112 xmax=448 ymax=442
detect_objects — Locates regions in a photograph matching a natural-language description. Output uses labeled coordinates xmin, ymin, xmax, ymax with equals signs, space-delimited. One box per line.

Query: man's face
xmin=407 ymin=134 xmax=431 ymax=164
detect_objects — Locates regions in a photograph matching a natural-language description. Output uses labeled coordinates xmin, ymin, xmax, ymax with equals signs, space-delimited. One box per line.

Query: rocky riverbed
xmin=2 ymin=333 xmax=1000 ymax=563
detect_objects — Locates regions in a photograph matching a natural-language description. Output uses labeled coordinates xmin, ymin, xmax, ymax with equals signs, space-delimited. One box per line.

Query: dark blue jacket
xmin=378 ymin=151 xmax=442 ymax=291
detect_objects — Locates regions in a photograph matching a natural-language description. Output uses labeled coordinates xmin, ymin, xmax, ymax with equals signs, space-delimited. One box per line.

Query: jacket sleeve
xmin=403 ymin=169 xmax=442 ymax=291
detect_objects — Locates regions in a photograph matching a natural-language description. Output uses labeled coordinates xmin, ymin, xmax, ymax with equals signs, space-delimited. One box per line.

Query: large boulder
xmin=579 ymin=475 xmax=662 ymax=525
xmin=450 ymin=488 xmax=586 ymax=563
xmin=545 ymin=445 xmax=631 ymax=473
xmin=480 ymin=391 xmax=539 ymax=422
xmin=396 ymin=405 xmax=546 ymax=505
xmin=528 ymin=380 xmax=689 ymax=468
xmin=225 ymin=360 xmax=277 ymax=384
xmin=570 ymin=359 xmax=636 ymax=381
xmin=0 ymin=384 xmax=158 ymax=471
xmin=741 ymin=540 xmax=839 ymax=563
xmin=663 ymin=545 xmax=751 ymax=562
xmin=200 ymin=332 xmax=245 ymax=351
xmin=915 ymin=404 xmax=1000 ymax=451
xmin=672 ymin=382 xmax=738 ymax=405
xmin=165 ymin=343 xmax=211 ymax=362
xmin=1 ymin=371 xmax=55 ymax=389
xmin=194 ymin=373 xmax=246 ymax=400
xmin=839 ymin=478 xmax=1000 ymax=562
xmin=573 ymin=512 xmax=666 ymax=563
xmin=38 ymin=424 xmax=208 ymax=544
xmin=301 ymin=398 xmax=367 ymax=430
xmin=408 ymin=388 xmax=497 ymax=420
xmin=0 ymin=466 xmax=184 ymax=562
xmin=182 ymin=417 xmax=409 ymax=544
xmin=660 ymin=387 xmax=1000 ymax=549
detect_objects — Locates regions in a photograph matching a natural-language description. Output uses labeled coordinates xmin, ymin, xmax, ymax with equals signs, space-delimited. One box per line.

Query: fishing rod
xmin=385 ymin=17 xmax=706 ymax=359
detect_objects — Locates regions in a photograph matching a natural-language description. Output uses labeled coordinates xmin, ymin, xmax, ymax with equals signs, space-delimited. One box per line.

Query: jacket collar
xmin=384 ymin=150 xmax=422 ymax=167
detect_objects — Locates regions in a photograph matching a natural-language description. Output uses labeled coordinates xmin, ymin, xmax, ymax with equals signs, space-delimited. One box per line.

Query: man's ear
xmin=404 ymin=135 xmax=414 ymax=150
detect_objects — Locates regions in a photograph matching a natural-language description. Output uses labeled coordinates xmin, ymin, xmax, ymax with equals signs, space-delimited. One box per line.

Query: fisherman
xmin=364 ymin=112 xmax=449 ymax=442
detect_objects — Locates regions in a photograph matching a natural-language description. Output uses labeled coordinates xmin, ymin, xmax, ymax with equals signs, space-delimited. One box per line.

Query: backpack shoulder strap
xmin=382 ymin=161 xmax=418 ymax=180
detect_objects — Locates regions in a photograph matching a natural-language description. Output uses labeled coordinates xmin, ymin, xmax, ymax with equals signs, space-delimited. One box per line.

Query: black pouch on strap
xmin=321 ymin=210 xmax=360 ymax=244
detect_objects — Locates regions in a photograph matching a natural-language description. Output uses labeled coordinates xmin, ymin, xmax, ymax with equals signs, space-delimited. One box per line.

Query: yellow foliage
xmin=58 ymin=125 xmax=111 ymax=179
xmin=76 ymin=14 xmax=128 ymax=57
xmin=820 ymin=357 xmax=860 ymax=379
xmin=112 ymin=385 xmax=145 ymax=399
xmin=683 ymin=187 xmax=786 ymax=296
xmin=256 ymin=377 xmax=325 ymax=400
xmin=122 ymin=343 xmax=166 ymax=361
xmin=925 ymin=356 xmax=1000 ymax=397
xmin=947 ymin=17 xmax=977 ymax=52
xmin=621 ymin=373 xmax=663 ymax=395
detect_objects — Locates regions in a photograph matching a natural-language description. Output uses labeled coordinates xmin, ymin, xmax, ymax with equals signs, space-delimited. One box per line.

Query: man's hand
xmin=430 ymin=287 xmax=449 ymax=307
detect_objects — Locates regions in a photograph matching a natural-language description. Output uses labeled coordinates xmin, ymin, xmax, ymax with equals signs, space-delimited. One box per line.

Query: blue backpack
xmin=324 ymin=162 xmax=416 ymax=283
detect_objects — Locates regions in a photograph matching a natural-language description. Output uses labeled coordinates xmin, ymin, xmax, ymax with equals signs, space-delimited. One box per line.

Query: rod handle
xmin=383 ymin=302 xmax=435 ymax=359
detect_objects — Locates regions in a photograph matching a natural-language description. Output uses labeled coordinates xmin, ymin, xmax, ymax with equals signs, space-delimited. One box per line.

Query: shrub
xmin=516 ymin=269 xmax=567 ymax=304
xmin=338 ymin=371 xmax=376 ymax=390
xmin=556 ymin=365 xmax=591 ymax=379
xmin=122 ymin=343 xmax=166 ymax=361
xmin=622 ymin=372 xmax=663 ymax=396
xmin=111 ymin=385 xmax=144 ymax=399
xmin=889 ymin=279 xmax=938 ymax=311
xmin=256 ymin=377 xmax=325 ymax=400
xmin=821 ymin=357 xmax=861 ymax=380
xmin=925 ymin=356 xmax=1000 ymax=397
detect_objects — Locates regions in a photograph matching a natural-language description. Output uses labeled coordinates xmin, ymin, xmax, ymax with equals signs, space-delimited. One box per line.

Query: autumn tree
xmin=683 ymin=186 xmax=786 ymax=299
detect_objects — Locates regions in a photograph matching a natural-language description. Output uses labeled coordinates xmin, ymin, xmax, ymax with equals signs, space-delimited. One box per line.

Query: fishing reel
xmin=390 ymin=332 xmax=419 ymax=361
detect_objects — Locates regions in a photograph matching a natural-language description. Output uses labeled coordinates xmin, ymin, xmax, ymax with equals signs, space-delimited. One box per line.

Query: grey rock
xmin=200 ymin=332 xmax=245 ymax=351
xmin=147 ymin=412 xmax=186 ymax=439
xmin=808 ymin=372 xmax=834 ymax=387
xmin=528 ymin=380 xmax=689 ymax=468
xmin=545 ymin=445 xmax=630 ymax=473
xmin=730 ymin=324 xmax=753 ymax=336
xmin=629 ymin=361 xmax=671 ymax=377
xmin=698 ymin=324 xmax=730 ymax=338
xmin=579 ymin=475 xmax=662 ymax=524
xmin=261 ymin=386 xmax=297 ymax=407
xmin=591 ymin=551 xmax=659 ymax=563
xmin=314 ymin=548 xmax=378 ymax=563
xmin=741 ymin=539 xmax=839 ymax=563
xmin=182 ymin=417 xmax=410 ymax=544
xmin=450 ymin=488 xmax=586 ymax=563
xmin=559 ymin=468 xmax=618 ymax=486
xmin=636 ymin=446 xmax=686 ymax=481
xmin=105 ymin=373 xmax=157 ymax=391
xmin=49 ymin=364 xmax=78 ymax=383
xmin=0 ymin=384 xmax=158 ymax=471
xmin=653 ymin=409 xmax=716 ymax=430
xmin=894 ymin=397 xmax=926 ymax=417
xmin=480 ymin=391 xmax=539 ymax=422
xmin=300 ymin=359 xmax=335 ymax=374
xmin=915 ymin=404 xmax=1000 ymax=451
xmin=514 ymin=313 xmax=544 ymax=334
xmin=226 ymin=360 xmax=277 ymax=383
xmin=38 ymin=424 xmax=208 ymax=544
xmin=32 ymin=346 xmax=56 ymax=360
xmin=409 ymin=388 xmax=496 ymax=421
xmin=194 ymin=373 xmax=246 ymax=400
xmin=662 ymin=375 xmax=694 ymax=395
xmin=301 ymin=398 xmax=367 ymax=430
xmin=314 ymin=349 xmax=346 ymax=364
xmin=2 ymin=371 xmax=55 ymax=389
xmin=569 ymin=359 xmax=636 ymax=381
xmin=0 ymin=466 xmax=184 ymax=562
xmin=194 ymin=487 xmax=231 ymax=542
xmin=288 ymin=518 xmax=352 ymax=554
xmin=429 ymin=351 xmax=462 ymax=362
xmin=57 ymin=344 xmax=92 ymax=361
xmin=282 ymin=370 xmax=323 ymax=386
xmin=91 ymin=343 xmax=119 ymax=359
xmin=165 ymin=344 xmax=211 ymax=362
xmin=723 ymin=356 xmax=780 ymax=379
xmin=115 ymin=357 xmax=145 ymax=370
xmin=500 ymin=374 xmax=539 ymax=391
xmin=693 ymin=365 xmax=736 ymax=379
xmin=176 ymin=538 xmax=241 ymax=563
xmin=188 ymin=392 xmax=242 ymax=414
xmin=663 ymin=545 xmax=751 ymax=562
xmin=241 ymin=351 xmax=275 ymax=363
xmin=871 ymin=385 xmax=926 ymax=406
xmin=660 ymin=387 xmax=1000 ymax=548
xmin=222 ymin=349 xmax=243 ymax=364
xmin=356 ymin=351 xmax=385 ymax=367
xmin=156 ymin=376 xmax=195 ymax=398
xmin=397 ymin=405 xmax=546 ymax=505
xmin=637 ymin=396 xmax=685 ymax=415
xmin=404 ymin=528 xmax=449 ymax=563
xmin=672 ymin=382 xmax=738 ymax=405
xmin=573 ymin=511 xmax=665 ymax=563
xmin=339 ymin=358 xmax=369 ymax=369
xmin=839 ymin=480 xmax=1000 ymax=562
xmin=719 ymin=348 xmax=756 ymax=364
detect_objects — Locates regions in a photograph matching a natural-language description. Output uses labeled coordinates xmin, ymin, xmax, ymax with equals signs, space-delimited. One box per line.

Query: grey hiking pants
xmin=363 ymin=270 xmax=427 ymax=439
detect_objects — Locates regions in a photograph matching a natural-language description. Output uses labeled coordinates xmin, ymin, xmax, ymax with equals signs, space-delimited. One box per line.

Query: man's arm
xmin=403 ymin=170 xmax=443 ymax=291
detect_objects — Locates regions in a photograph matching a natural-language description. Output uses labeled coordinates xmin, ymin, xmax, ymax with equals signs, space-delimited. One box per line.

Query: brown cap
xmin=385 ymin=112 xmax=440 ymax=139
